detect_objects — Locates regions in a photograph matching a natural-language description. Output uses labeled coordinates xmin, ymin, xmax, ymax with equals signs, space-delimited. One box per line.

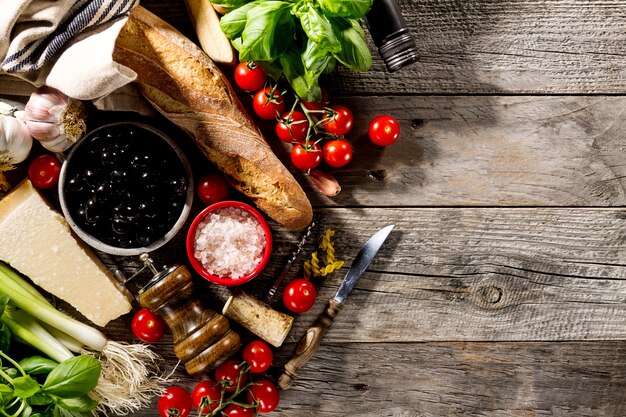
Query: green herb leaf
xmin=302 ymin=39 xmax=332 ymax=85
xmin=28 ymin=391 xmax=54 ymax=406
xmin=0 ymin=294 xmax=8 ymax=317
xmin=280 ymin=45 xmax=322 ymax=102
xmin=317 ymin=0 xmax=372 ymax=19
xmin=42 ymin=356 xmax=100 ymax=398
xmin=295 ymin=5 xmax=341 ymax=53
xmin=13 ymin=375 xmax=40 ymax=399
xmin=239 ymin=2 xmax=294 ymax=62
xmin=220 ymin=1 xmax=259 ymax=39
xmin=56 ymin=395 xmax=98 ymax=412
xmin=0 ymin=383 xmax=14 ymax=405
xmin=52 ymin=404 xmax=89 ymax=417
xmin=19 ymin=356 xmax=58 ymax=376
xmin=0 ymin=323 xmax=10 ymax=353
xmin=211 ymin=0 xmax=251 ymax=8
xmin=330 ymin=17 xmax=371 ymax=71
xmin=257 ymin=60 xmax=284 ymax=80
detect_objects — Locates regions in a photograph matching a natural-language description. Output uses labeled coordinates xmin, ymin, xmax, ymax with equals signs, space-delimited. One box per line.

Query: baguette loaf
xmin=113 ymin=6 xmax=312 ymax=230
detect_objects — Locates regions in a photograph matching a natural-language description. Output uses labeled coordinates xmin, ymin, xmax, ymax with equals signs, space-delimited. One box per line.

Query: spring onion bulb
xmin=0 ymin=262 xmax=171 ymax=415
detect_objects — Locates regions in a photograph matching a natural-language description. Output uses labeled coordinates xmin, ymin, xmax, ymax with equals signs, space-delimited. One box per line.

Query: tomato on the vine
xmin=234 ymin=61 xmax=267 ymax=92
xmin=197 ymin=173 xmax=230 ymax=205
xmin=247 ymin=380 xmax=280 ymax=413
xmin=301 ymin=90 xmax=330 ymax=111
xmin=131 ymin=308 xmax=166 ymax=343
xmin=222 ymin=404 xmax=257 ymax=417
xmin=323 ymin=139 xmax=353 ymax=168
xmin=290 ymin=143 xmax=321 ymax=170
xmin=28 ymin=154 xmax=61 ymax=190
xmin=253 ymin=87 xmax=285 ymax=120
xmin=276 ymin=110 xmax=309 ymax=143
xmin=215 ymin=359 xmax=248 ymax=392
xmin=322 ymin=105 xmax=353 ymax=136
xmin=368 ymin=115 xmax=400 ymax=146
xmin=158 ymin=386 xmax=193 ymax=417
xmin=242 ymin=340 xmax=273 ymax=373
xmin=282 ymin=278 xmax=317 ymax=314
xmin=191 ymin=379 xmax=221 ymax=414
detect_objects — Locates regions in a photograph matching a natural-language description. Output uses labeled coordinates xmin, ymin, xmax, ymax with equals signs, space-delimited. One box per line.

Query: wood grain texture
xmin=297 ymin=95 xmax=626 ymax=207
xmin=327 ymin=0 xmax=626 ymax=95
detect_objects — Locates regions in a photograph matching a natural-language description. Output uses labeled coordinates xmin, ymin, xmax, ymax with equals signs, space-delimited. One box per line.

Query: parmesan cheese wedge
xmin=0 ymin=180 xmax=132 ymax=327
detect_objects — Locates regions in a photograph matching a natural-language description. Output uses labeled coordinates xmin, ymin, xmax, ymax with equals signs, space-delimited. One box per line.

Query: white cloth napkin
xmin=0 ymin=0 xmax=139 ymax=101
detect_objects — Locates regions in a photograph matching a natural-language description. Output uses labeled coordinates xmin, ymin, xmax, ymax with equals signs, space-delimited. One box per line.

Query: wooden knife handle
xmin=278 ymin=299 xmax=343 ymax=390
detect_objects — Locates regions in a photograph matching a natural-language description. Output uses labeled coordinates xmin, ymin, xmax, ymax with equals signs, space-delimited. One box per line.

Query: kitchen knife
xmin=278 ymin=224 xmax=395 ymax=390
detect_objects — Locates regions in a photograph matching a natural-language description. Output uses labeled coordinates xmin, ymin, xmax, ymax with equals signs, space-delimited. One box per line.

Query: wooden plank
xmin=298 ymin=95 xmax=626 ymax=207
xmin=328 ymin=0 xmax=626 ymax=95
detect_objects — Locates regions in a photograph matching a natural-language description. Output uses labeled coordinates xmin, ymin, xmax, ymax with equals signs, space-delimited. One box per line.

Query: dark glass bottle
xmin=365 ymin=0 xmax=418 ymax=72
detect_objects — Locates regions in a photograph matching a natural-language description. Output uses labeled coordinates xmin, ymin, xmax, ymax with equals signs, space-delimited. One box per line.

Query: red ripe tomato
xmin=247 ymin=380 xmax=280 ymax=413
xmin=368 ymin=115 xmax=400 ymax=146
xmin=222 ymin=404 xmax=256 ymax=417
xmin=282 ymin=278 xmax=317 ymax=314
xmin=234 ymin=61 xmax=267 ymax=92
xmin=158 ymin=386 xmax=193 ymax=417
xmin=322 ymin=105 xmax=353 ymax=136
xmin=253 ymin=87 xmax=285 ymax=120
xmin=276 ymin=110 xmax=309 ymax=143
xmin=191 ymin=379 xmax=221 ymax=414
xmin=322 ymin=139 xmax=353 ymax=168
xmin=242 ymin=340 xmax=273 ymax=374
xmin=301 ymin=90 xmax=330 ymax=111
xmin=131 ymin=308 xmax=166 ymax=343
xmin=197 ymin=173 xmax=230 ymax=205
xmin=215 ymin=359 xmax=248 ymax=392
xmin=290 ymin=143 xmax=321 ymax=171
xmin=28 ymin=154 xmax=61 ymax=189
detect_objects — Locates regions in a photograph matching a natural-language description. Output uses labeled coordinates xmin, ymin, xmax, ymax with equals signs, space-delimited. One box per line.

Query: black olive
xmin=112 ymin=218 xmax=132 ymax=235
xmin=83 ymin=198 xmax=103 ymax=225
xmin=116 ymin=236 xmax=133 ymax=248
xmin=66 ymin=176 xmax=85 ymax=193
xmin=136 ymin=225 xmax=157 ymax=246
xmin=112 ymin=204 xmax=138 ymax=223
xmin=84 ymin=169 xmax=102 ymax=187
xmin=169 ymin=177 xmax=187 ymax=196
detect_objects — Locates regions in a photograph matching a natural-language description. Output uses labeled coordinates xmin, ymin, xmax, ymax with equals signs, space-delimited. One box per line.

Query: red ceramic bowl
xmin=186 ymin=201 xmax=272 ymax=286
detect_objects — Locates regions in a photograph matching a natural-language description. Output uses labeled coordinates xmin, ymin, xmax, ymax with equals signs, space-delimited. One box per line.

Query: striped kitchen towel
xmin=0 ymin=0 xmax=140 ymax=100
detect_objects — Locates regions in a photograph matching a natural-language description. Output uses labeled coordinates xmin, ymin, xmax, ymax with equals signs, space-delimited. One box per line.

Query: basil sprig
xmin=217 ymin=0 xmax=373 ymax=102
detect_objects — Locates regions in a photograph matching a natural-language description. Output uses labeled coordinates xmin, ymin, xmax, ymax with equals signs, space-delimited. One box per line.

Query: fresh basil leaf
xmin=42 ymin=356 xmax=100 ymax=398
xmin=0 ymin=294 xmax=8 ymax=317
xmin=211 ymin=0 xmax=251 ymax=8
xmin=317 ymin=0 xmax=372 ymax=19
xmin=239 ymin=2 xmax=294 ymax=62
xmin=323 ymin=56 xmax=337 ymax=74
xmin=295 ymin=5 xmax=341 ymax=53
xmin=280 ymin=46 xmax=322 ymax=102
xmin=0 ymin=383 xmax=14 ymax=405
xmin=19 ymin=357 xmax=58 ymax=376
xmin=27 ymin=391 xmax=54 ymax=406
xmin=257 ymin=60 xmax=284 ymax=81
xmin=0 ymin=323 xmax=10 ymax=353
xmin=220 ymin=1 xmax=259 ymax=39
xmin=330 ymin=17 xmax=371 ymax=71
xmin=20 ymin=403 xmax=33 ymax=417
xmin=231 ymin=36 xmax=243 ymax=52
xmin=56 ymin=395 xmax=98 ymax=412
xmin=13 ymin=375 xmax=40 ymax=399
xmin=52 ymin=404 xmax=88 ymax=417
xmin=302 ymin=39 xmax=332 ymax=85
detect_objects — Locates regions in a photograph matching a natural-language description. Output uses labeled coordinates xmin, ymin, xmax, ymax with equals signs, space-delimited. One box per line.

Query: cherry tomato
xmin=322 ymin=139 xmax=353 ymax=168
xmin=28 ymin=154 xmax=61 ymax=190
xmin=234 ymin=61 xmax=267 ymax=92
xmin=322 ymin=105 xmax=353 ymax=136
xmin=197 ymin=173 xmax=230 ymax=205
xmin=242 ymin=341 xmax=273 ymax=374
xmin=131 ymin=308 xmax=166 ymax=343
xmin=290 ymin=143 xmax=321 ymax=171
xmin=253 ymin=87 xmax=285 ymax=120
xmin=215 ymin=359 xmax=248 ymax=392
xmin=368 ymin=115 xmax=400 ymax=146
xmin=191 ymin=379 xmax=221 ymax=414
xmin=301 ymin=90 xmax=330 ymax=111
xmin=158 ymin=386 xmax=193 ymax=417
xmin=247 ymin=380 xmax=280 ymax=413
xmin=276 ymin=111 xmax=309 ymax=143
xmin=222 ymin=404 xmax=256 ymax=417
xmin=282 ymin=278 xmax=317 ymax=314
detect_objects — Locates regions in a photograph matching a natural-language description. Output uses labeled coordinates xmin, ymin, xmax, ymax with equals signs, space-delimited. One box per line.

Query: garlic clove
xmin=25 ymin=120 xmax=61 ymax=142
xmin=308 ymin=169 xmax=341 ymax=196
xmin=0 ymin=115 xmax=32 ymax=169
xmin=41 ymin=134 xmax=72 ymax=153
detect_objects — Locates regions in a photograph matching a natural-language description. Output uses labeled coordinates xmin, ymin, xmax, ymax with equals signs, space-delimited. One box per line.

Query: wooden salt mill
xmin=137 ymin=262 xmax=240 ymax=375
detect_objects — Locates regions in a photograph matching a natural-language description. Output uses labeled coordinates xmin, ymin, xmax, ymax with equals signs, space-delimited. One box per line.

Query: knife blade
xmin=278 ymin=224 xmax=395 ymax=390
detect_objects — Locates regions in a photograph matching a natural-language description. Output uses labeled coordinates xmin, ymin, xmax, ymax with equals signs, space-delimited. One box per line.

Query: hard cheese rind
xmin=0 ymin=180 xmax=132 ymax=326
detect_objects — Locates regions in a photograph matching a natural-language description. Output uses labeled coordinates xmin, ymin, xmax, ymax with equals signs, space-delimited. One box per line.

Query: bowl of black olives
xmin=59 ymin=122 xmax=193 ymax=256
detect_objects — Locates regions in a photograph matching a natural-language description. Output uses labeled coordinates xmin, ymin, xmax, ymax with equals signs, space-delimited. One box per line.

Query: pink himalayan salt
xmin=193 ymin=207 xmax=266 ymax=279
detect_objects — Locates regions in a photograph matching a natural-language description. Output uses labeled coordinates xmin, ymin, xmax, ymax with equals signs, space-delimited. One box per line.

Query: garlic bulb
xmin=0 ymin=114 xmax=33 ymax=171
xmin=25 ymin=87 xmax=87 ymax=153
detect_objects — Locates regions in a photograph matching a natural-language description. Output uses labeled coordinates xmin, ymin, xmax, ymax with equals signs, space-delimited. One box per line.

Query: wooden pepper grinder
xmin=137 ymin=261 xmax=240 ymax=375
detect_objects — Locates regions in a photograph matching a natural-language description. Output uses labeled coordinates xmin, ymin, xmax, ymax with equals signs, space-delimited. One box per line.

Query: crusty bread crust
xmin=113 ymin=6 xmax=312 ymax=230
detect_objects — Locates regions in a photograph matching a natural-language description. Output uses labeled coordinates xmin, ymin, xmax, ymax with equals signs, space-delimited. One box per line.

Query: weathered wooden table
xmin=98 ymin=1 xmax=626 ymax=416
